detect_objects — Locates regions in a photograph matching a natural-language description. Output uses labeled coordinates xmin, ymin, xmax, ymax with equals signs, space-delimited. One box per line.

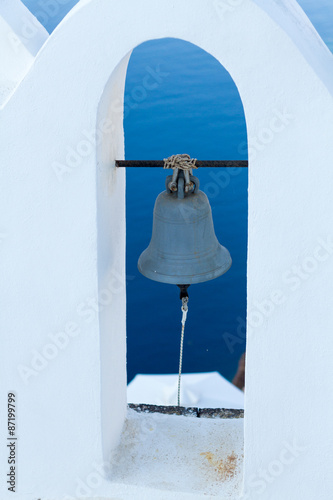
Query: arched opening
xmin=95 ymin=38 xmax=249 ymax=496
xmin=124 ymin=38 xmax=248 ymax=407
xmin=95 ymin=34 xmax=248 ymax=461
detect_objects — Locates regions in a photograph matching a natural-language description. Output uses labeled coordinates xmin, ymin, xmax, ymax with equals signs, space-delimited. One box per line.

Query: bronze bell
xmin=138 ymin=168 xmax=232 ymax=286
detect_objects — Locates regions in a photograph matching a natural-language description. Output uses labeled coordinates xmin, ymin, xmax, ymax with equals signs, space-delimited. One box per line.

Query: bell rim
xmin=137 ymin=252 xmax=232 ymax=285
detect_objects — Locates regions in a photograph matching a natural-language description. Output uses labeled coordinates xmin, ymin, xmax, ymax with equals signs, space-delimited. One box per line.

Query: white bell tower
xmin=0 ymin=1 xmax=333 ymax=498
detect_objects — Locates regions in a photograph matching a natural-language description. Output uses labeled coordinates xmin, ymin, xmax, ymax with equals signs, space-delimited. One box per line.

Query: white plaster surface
xmin=0 ymin=0 xmax=333 ymax=499
xmin=109 ymin=408 xmax=244 ymax=498
xmin=0 ymin=0 xmax=48 ymax=105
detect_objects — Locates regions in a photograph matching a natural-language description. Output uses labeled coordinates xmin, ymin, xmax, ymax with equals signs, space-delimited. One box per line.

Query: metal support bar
xmin=115 ymin=160 xmax=248 ymax=168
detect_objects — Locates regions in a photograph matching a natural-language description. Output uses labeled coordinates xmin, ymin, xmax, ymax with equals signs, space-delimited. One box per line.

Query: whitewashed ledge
xmin=107 ymin=405 xmax=244 ymax=499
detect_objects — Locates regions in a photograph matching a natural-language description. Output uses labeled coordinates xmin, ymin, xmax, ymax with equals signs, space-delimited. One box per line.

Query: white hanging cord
xmin=178 ymin=296 xmax=189 ymax=407
xmin=163 ymin=154 xmax=197 ymax=171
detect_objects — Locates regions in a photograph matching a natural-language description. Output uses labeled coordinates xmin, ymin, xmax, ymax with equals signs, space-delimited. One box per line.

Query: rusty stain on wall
xmin=200 ymin=450 xmax=240 ymax=481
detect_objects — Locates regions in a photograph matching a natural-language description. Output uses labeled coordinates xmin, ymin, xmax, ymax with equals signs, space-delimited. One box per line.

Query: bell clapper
xmin=177 ymin=286 xmax=190 ymax=407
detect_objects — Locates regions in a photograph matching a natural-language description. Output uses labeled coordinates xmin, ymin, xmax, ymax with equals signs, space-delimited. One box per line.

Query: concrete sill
xmin=108 ymin=404 xmax=244 ymax=499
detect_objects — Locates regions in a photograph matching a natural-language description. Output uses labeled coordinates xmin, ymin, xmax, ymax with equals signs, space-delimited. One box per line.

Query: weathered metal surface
xmin=116 ymin=160 xmax=248 ymax=168
xmin=128 ymin=403 xmax=244 ymax=419
xmin=137 ymin=171 xmax=232 ymax=285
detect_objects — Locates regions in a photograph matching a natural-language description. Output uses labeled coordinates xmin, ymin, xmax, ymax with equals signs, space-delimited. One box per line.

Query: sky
xmin=21 ymin=0 xmax=333 ymax=52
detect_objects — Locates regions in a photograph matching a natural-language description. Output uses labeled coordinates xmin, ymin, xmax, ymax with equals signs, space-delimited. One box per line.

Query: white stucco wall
xmin=0 ymin=0 xmax=333 ymax=499
xmin=0 ymin=0 xmax=48 ymax=105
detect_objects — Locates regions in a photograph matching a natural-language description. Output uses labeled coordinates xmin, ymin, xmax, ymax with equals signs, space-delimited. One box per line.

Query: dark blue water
xmin=23 ymin=1 xmax=333 ymax=382
xmin=124 ymin=40 xmax=247 ymax=382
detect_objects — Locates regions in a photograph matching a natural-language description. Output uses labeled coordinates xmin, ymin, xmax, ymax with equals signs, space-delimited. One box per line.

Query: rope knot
xmin=163 ymin=154 xmax=197 ymax=171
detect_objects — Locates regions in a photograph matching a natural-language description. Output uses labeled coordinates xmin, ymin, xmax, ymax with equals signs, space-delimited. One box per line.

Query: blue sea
xmin=23 ymin=0 xmax=333 ymax=382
